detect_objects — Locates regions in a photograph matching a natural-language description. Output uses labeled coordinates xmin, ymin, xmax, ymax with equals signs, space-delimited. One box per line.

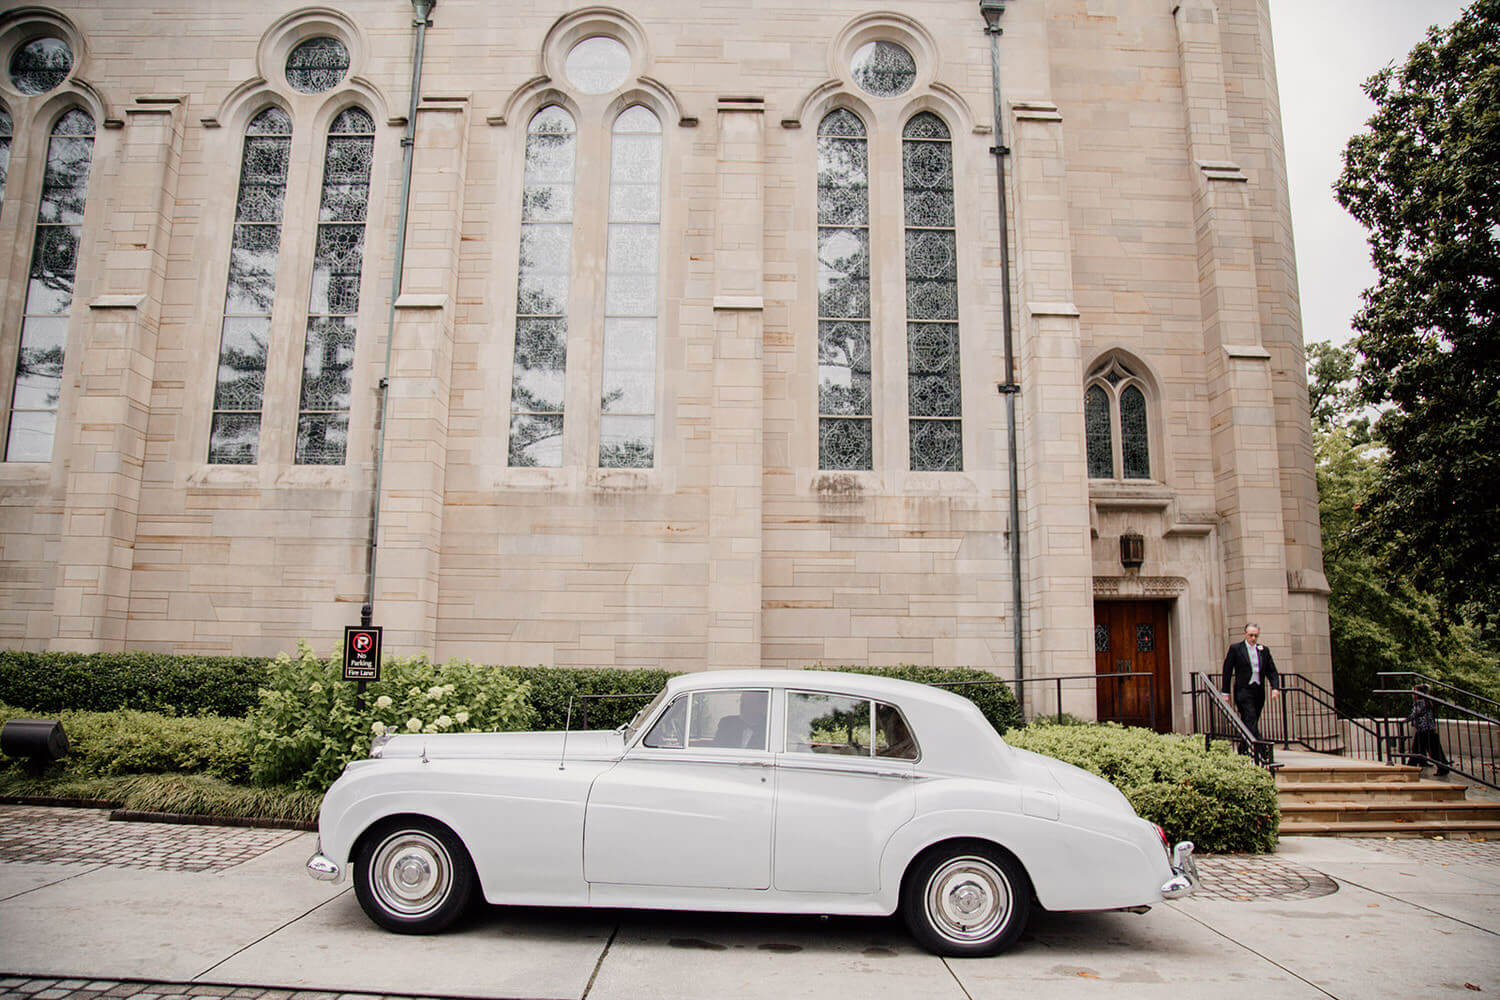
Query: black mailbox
xmin=1 ymin=718 xmax=69 ymax=775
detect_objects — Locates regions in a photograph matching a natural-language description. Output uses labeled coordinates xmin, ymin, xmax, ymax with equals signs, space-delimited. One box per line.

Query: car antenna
xmin=559 ymin=696 xmax=573 ymax=771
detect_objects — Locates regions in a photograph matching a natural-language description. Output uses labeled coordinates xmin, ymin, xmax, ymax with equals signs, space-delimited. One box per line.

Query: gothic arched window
xmin=296 ymin=106 xmax=374 ymax=465
xmin=4 ymin=108 xmax=94 ymax=462
xmin=903 ymin=111 xmax=961 ymax=471
xmin=0 ymin=104 xmax=12 ymax=204
xmin=817 ymin=108 xmax=872 ymax=470
xmin=1085 ymin=357 xmax=1153 ymax=481
xmin=508 ymin=105 xmax=576 ymax=467
xmin=599 ymin=104 xmax=661 ymax=468
xmin=208 ymin=106 xmax=292 ymax=464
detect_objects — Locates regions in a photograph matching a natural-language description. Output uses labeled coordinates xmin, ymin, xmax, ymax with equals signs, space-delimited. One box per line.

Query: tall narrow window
xmin=903 ymin=112 xmax=961 ymax=471
xmin=0 ymin=105 xmax=12 ymax=203
xmin=1085 ymin=384 xmax=1113 ymax=479
xmin=509 ymin=106 xmax=575 ymax=467
xmin=296 ymin=107 xmax=374 ymax=465
xmin=4 ymin=109 xmax=93 ymax=462
xmin=209 ymin=107 xmax=291 ymax=464
xmin=599 ymin=105 xmax=661 ymax=468
xmin=816 ymin=109 xmax=872 ymax=470
xmin=1120 ymin=384 xmax=1150 ymax=479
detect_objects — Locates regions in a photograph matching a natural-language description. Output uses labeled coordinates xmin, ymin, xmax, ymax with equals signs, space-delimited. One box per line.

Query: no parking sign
xmin=343 ymin=625 xmax=383 ymax=682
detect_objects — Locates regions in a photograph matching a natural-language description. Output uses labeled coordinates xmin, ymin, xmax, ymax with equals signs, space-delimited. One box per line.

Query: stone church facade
xmin=0 ymin=0 xmax=1331 ymax=729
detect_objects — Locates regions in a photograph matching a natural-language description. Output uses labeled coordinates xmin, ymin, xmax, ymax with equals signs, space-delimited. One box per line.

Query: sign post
xmin=344 ymin=611 xmax=383 ymax=712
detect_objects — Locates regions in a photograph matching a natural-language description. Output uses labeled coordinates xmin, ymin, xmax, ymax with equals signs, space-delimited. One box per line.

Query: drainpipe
xmin=979 ymin=0 xmax=1026 ymax=719
xmin=363 ymin=0 xmax=435 ymax=630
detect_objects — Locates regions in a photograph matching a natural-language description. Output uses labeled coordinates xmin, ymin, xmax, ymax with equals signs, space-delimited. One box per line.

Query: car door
xmin=773 ymin=690 xmax=918 ymax=893
xmin=584 ymin=688 xmax=775 ymax=889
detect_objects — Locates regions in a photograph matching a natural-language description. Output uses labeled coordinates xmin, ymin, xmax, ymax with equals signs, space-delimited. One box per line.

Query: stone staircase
xmin=1277 ymin=752 xmax=1500 ymax=839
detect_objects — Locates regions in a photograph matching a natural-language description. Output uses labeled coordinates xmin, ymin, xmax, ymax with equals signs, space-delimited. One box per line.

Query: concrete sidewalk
xmin=1 ymin=806 xmax=1497 ymax=999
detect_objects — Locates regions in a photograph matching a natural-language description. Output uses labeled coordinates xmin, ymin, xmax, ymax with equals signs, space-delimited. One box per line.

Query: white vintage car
xmin=307 ymin=669 xmax=1196 ymax=956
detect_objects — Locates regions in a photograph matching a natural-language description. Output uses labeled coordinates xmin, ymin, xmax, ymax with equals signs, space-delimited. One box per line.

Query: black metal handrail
xmin=1187 ymin=672 xmax=1276 ymax=769
xmin=1377 ymin=671 xmax=1500 ymax=716
xmin=1259 ymin=672 xmax=1393 ymax=764
xmin=934 ymin=673 xmax=1158 ymax=730
xmin=1374 ymin=682 xmax=1498 ymax=791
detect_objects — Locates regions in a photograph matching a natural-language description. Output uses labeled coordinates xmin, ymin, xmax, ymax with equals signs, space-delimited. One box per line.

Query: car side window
xmin=689 ymin=690 xmax=769 ymax=751
xmin=786 ymin=692 xmax=871 ymax=756
xmin=642 ymin=695 xmax=686 ymax=748
xmin=875 ymin=702 xmax=918 ymax=760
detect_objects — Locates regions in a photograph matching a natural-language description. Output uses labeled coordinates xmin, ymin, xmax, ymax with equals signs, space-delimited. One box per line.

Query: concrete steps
xmin=1275 ymin=753 xmax=1500 ymax=840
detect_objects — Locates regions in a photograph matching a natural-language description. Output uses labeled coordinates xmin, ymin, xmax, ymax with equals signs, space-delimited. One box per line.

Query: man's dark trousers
xmin=1234 ymin=684 xmax=1266 ymax=740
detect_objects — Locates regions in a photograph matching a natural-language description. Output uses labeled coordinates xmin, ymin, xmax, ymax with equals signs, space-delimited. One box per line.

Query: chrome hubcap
xmin=925 ymin=856 xmax=1011 ymax=944
xmin=370 ymin=831 xmax=453 ymax=918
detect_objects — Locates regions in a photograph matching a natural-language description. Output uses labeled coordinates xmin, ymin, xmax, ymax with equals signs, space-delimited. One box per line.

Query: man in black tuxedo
xmin=1220 ymin=623 xmax=1280 ymax=740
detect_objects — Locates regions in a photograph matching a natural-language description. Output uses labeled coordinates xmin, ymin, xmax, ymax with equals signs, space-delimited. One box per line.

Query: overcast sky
xmin=1268 ymin=0 xmax=1470 ymax=349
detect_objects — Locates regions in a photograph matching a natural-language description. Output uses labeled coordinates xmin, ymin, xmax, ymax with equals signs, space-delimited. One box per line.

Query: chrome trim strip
xmin=773 ymin=761 xmax=918 ymax=780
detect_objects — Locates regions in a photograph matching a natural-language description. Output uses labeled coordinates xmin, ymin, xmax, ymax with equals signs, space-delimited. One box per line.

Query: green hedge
xmin=494 ymin=666 xmax=675 ymax=731
xmin=0 ymin=703 xmax=252 ymax=783
xmin=817 ymin=665 xmax=1022 ymax=734
xmin=0 ymin=650 xmax=271 ymax=717
xmin=1007 ymin=721 xmax=1280 ymax=853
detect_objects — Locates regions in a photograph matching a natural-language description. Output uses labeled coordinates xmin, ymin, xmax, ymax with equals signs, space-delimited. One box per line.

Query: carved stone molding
xmin=1093 ymin=576 xmax=1187 ymax=598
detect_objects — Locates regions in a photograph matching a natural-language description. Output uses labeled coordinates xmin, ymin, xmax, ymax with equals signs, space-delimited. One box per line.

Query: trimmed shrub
xmin=0 ymin=650 xmax=270 ymax=717
xmin=815 ymin=665 xmax=1023 ymax=734
xmin=0 ymin=703 xmax=252 ymax=783
xmin=1008 ymin=721 xmax=1280 ymax=853
xmin=494 ymin=666 xmax=675 ymax=731
xmin=247 ymin=644 xmax=536 ymax=791
xmin=0 ymin=771 xmax=323 ymax=825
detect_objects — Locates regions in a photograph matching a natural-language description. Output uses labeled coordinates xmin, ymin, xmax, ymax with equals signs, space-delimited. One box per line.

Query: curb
xmin=0 ymin=794 xmax=122 ymax=809
xmin=108 ymin=809 xmax=317 ymax=832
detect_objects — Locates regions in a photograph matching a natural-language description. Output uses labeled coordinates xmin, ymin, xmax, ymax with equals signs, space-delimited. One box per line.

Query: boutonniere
xmin=1256 ymin=645 xmax=1265 ymax=652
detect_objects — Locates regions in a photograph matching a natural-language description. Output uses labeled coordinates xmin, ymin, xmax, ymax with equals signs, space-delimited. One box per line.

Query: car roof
xmin=662 ymin=668 xmax=984 ymax=711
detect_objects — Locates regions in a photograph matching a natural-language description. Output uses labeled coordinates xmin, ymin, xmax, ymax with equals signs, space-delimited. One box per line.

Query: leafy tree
xmin=1334 ymin=0 xmax=1500 ymax=628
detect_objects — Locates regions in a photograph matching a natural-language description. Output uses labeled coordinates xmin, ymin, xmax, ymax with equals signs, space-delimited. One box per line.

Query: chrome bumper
xmin=307 ymin=842 xmax=341 ymax=883
xmin=1160 ymin=841 xmax=1197 ymax=899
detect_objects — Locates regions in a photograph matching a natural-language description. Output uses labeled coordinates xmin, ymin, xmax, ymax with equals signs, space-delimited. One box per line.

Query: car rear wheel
xmin=353 ymin=818 xmax=475 ymax=934
xmin=902 ymin=843 xmax=1031 ymax=957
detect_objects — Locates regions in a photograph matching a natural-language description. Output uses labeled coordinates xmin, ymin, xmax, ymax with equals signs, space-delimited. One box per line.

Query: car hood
xmin=374 ymin=730 xmax=625 ymax=762
xmin=1007 ymin=746 xmax=1136 ymax=816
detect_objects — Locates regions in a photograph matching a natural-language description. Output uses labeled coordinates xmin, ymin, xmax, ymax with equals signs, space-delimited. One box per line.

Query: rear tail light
xmin=1154 ymin=824 xmax=1170 ymax=854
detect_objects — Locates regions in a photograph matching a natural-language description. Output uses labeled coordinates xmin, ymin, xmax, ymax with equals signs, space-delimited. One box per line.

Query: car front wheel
xmin=353 ymin=818 xmax=475 ymax=934
xmin=902 ymin=843 xmax=1032 ymax=957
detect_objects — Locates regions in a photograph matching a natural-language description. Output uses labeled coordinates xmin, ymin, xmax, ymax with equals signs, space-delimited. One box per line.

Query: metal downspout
xmin=363 ymin=0 xmax=435 ymax=628
xmin=980 ymin=0 xmax=1026 ymax=718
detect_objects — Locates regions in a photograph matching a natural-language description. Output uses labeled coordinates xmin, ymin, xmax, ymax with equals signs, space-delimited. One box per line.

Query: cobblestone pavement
xmin=0 ymin=979 xmax=429 ymax=1000
xmin=0 ymin=807 xmax=300 ymax=872
xmin=1343 ymin=835 xmax=1500 ymax=867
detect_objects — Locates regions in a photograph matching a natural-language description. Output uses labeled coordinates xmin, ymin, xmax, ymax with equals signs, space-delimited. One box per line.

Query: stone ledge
xmin=394 ymin=292 xmax=449 ymax=310
xmin=89 ymin=293 xmax=144 ymax=310
xmin=712 ymin=295 xmax=763 ymax=310
xmin=1224 ymin=344 xmax=1272 ymax=360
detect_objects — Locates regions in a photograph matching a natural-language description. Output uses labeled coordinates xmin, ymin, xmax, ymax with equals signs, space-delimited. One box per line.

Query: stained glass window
xmin=850 ymin=41 xmax=915 ymax=98
xmin=0 ymin=105 xmax=11 ymax=204
xmin=4 ymin=109 xmax=93 ymax=462
xmin=1121 ymin=384 xmax=1150 ymax=479
xmin=285 ymin=37 xmax=349 ymax=94
xmin=509 ymin=106 xmax=575 ymax=467
xmin=817 ymin=109 xmax=871 ymax=470
xmin=903 ymin=112 xmax=961 ymax=471
xmin=208 ymin=107 xmax=291 ymax=464
xmin=9 ymin=38 xmax=71 ymax=96
xmin=599 ymin=105 xmax=660 ymax=468
xmin=1085 ymin=384 xmax=1113 ymax=479
xmin=295 ymin=107 xmax=374 ymax=465
xmin=1095 ymin=625 xmax=1110 ymax=652
xmin=1136 ymin=623 xmax=1155 ymax=652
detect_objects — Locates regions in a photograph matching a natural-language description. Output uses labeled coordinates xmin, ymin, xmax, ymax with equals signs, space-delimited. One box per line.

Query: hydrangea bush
xmin=248 ymin=643 xmax=534 ymax=791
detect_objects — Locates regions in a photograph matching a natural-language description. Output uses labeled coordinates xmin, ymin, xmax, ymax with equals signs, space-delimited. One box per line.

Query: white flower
xmin=427 ymin=686 xmax=444 ymax=700
xmin=406 ymin=717 xmax=422 ymax=732
xmin=435 ymin=714 xmax=453 ymax=729
xmin=309 ymin=682 xmax=323 ymax=693
xmin=371 ymin=721 xmax=386 ymax=735
xmin=442 ymin=684 xmax=456 ymax=694
xmin=408 ymin=687 xmax=422 ymax=697
xmin=375 ymin=695 xmax=393 ymax=710
xmin=455 ymin=711 xmax=470 ymax=725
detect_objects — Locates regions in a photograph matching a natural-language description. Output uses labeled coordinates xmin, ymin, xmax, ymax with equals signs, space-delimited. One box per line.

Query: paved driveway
xmin=1 ymin=806 xmax=1497 ymax=999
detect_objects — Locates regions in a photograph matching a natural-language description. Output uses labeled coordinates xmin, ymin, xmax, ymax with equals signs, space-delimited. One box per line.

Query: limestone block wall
xmin=0 ymin=0 xmax=1332 ymax=706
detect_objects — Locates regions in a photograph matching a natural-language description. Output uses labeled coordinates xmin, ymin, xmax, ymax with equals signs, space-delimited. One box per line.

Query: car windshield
xmin=620 ymin=687 xmax=668 ymax=743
